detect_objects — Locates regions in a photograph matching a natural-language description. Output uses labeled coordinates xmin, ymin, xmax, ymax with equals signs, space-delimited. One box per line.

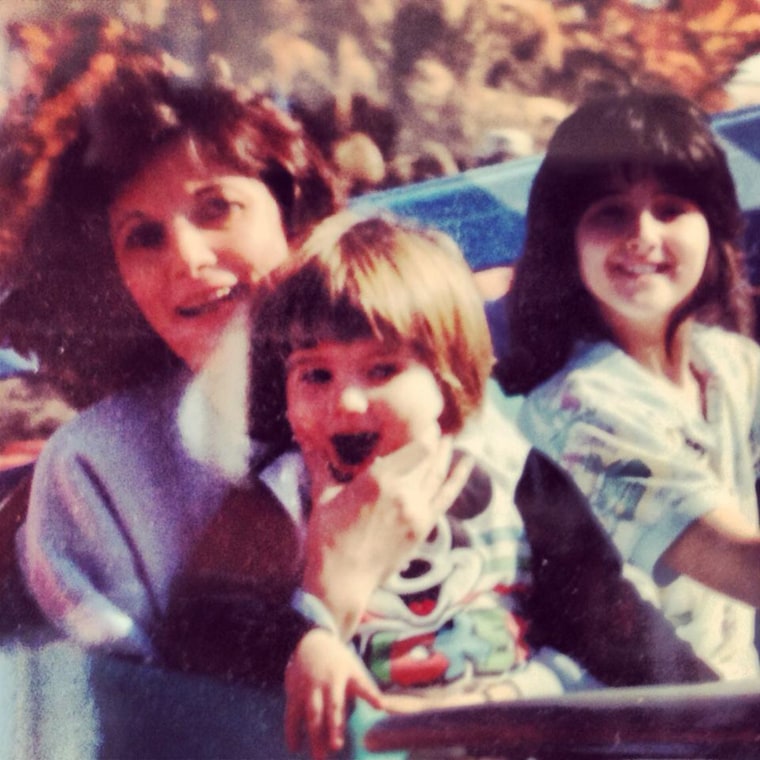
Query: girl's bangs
xmin=563 ymin=157 xmax=708 ymax=223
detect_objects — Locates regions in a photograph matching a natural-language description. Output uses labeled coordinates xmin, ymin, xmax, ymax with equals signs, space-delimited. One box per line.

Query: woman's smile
xmin=175 ymin=282 xmax=249 ymax=318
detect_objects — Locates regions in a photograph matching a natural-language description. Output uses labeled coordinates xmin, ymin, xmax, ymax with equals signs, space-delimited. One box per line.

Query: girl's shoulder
xmin=518 ymin=340 xmax=688 ymax=445
xmin=520 ymin=328 xmax=760 ymax=439
xmin=692 ymin=324 xmax=760 ymax=370
xmin=689 ymin=326 xmax=760 ymax=412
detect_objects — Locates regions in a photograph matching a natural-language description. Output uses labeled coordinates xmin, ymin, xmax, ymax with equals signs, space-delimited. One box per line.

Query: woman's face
xmin=109 ymin=139 xmax=289 ymax=370
xmin=575 ymin=176 xmax=710 ymax=339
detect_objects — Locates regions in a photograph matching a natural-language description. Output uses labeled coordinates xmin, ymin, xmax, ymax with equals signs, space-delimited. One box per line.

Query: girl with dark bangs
xmin=499 ymin=89 xmax=752 ymax=396
xmin=503 ymin=89 xmax=760 ymax=679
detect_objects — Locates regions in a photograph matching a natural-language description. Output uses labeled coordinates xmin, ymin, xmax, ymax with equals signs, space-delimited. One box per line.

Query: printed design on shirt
xmin=558 ymin=391 xmax=614 ymax=436
xmin=749 ymin=407 xmax=760 ymax=478
xmin=365 ymin=607 xmax=527 ymax=688
xmin=683 ymin=434 xmax=707 ymax=458
xmin=559 ymin=389 xmax=714 ymax=523
xmin=357 ymin=463 xmax=531 ymax=689
xmin=602 ymin=459 xmax=652 ymax=521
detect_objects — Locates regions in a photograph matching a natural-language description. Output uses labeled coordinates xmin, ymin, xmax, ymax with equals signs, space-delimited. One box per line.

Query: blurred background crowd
xmin=2 ymin=0 xmax=760 ymax=195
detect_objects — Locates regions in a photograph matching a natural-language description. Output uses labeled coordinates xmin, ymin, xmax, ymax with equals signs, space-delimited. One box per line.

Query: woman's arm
xmin=515 ymin=448 xmax=717 ymax=685
xmin=19 ymin=431 xmax=159 ymax=658
xmin=155 ymin=481 xmax=312 ymax=682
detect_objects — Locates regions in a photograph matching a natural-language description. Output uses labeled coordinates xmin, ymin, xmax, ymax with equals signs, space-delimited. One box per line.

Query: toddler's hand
xmin=303 ymin=429 xmax=474 ymax=637
xmin=285 ymin=628 xmax=383 ymax=760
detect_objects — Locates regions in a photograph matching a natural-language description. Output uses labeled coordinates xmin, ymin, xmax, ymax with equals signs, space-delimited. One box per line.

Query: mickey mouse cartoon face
xmin=369 ymin=462 xmax=493 ymax=629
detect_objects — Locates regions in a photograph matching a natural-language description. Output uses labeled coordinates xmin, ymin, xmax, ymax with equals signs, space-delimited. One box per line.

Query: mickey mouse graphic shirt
xmin=261 ymin=394 xmax=593 ymax=699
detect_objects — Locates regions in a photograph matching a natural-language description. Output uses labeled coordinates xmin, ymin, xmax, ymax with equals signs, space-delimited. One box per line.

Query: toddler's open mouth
xmin=328 ymin=462 xmax=355 ymax=483
xmin=331 ymin=431 xmax=380 ymax=466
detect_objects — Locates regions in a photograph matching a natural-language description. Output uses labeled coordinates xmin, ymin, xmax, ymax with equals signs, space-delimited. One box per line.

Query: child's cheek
xmin=408 ymin=371 xmax=445 ymax=431
xmin=412 ymin=391 xmax=444 ymax=439
xmin=285 ymin=395 xmax=317 ymax=452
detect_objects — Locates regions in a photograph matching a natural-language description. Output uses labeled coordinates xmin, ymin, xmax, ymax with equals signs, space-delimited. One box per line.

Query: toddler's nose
xmin=338 ymin=386 xmax=369 ymax=414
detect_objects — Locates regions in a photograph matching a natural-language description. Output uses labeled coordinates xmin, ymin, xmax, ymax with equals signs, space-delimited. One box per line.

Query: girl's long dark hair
xmin=497 ymin=89 xmax=753 ymax=396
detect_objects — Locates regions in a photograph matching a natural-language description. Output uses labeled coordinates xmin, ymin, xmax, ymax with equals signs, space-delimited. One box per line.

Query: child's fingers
xmin=348 ymin=664 xmax=385 ymax=710
xmin=323 ymin=666 xmax=383 ymax=754
xmin=418 ymin=434 xmax=453 ymax=498
xmin=431 ymin=448 xmax=475 ymax=515
xmin=372 ymin=426 xmax=441 ymax=481
xmin=325 ymin=684 xmax=347 ymax=755
xmin=306 ymin=687 xmax=329 ymax=760
xmin=372 ymin=434 xmax=460 ymax=537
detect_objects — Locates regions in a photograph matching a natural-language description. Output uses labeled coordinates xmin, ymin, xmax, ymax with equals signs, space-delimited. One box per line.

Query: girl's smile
xmin=286 ymin=338 xmax=445 ymax=483
xmin=575 ymin=177 xmax=710 ymax=339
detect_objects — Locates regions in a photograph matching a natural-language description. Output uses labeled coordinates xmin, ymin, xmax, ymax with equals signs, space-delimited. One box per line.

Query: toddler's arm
xmin=285 ymin=628 xmax=383 ymax=760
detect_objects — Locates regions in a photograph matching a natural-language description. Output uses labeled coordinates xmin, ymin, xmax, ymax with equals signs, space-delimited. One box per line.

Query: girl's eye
xmin=193 ymin=193 xmax=240 ymax=225
xmin=367 ymin=362 xmax=399 ymax=381
xmin=124 ymin=221 xmax=165 ymax=250
xmin=588 ymin=202 xmax=630 ymax=228
xmin=653 ymin=197 xmax=690 ymax=221
xmin=300 ymin=367 xmax=332 ymax=385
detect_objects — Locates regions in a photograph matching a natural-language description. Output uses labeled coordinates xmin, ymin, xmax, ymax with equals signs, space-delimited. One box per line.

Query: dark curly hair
xmin=0 ymin=14 xmax=340 ymax=407
xmin=497 ymin=89 xmax=753 ymax=395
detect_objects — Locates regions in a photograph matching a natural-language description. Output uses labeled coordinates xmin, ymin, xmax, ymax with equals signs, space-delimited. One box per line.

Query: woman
xmin=0 ymin=16 xmax=463 ymax=688
xmin=0 ymin=15 xmax=341 ymax=661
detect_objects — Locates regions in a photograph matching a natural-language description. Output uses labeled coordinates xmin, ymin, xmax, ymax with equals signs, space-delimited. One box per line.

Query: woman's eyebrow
xmin=190 ymin=176 xmax=240 ymax=198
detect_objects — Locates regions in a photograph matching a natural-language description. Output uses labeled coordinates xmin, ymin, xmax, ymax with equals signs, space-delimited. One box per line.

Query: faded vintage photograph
xmin=0 ymin=2 xmax=760 ymax=758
